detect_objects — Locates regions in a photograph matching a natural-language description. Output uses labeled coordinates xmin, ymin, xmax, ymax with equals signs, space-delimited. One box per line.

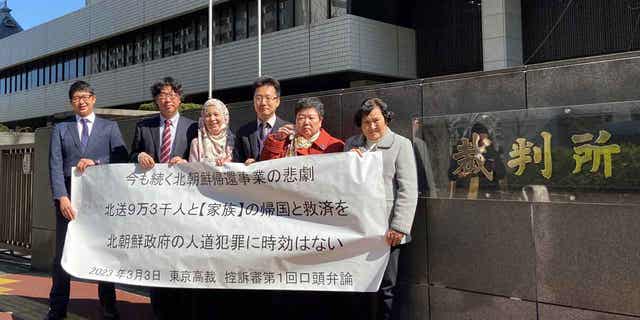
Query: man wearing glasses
xmin=235 ymin=76 xmax=290 ymax=164
xmin=46 ymin=81 xmax=128 ymax=320
xmin=129 ymin=77 xmax=197 ymax=319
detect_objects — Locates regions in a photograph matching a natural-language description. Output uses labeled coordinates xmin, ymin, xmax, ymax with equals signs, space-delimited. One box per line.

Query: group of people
xmin=46 ymin=75 xmax=418 ymax=320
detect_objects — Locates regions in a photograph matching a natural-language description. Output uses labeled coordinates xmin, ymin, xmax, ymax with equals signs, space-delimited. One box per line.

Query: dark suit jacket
xmin=235 ymin=116 xmax=289 ymax=162
xmin=130 ymin=114 xmax=198 ymax=163
xmin=49 ymin=116 xmax=128 ymax=199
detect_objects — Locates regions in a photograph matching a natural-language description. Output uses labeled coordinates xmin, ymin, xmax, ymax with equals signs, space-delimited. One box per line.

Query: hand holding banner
xmin=63 ymin=152 xmax=389 ymax=292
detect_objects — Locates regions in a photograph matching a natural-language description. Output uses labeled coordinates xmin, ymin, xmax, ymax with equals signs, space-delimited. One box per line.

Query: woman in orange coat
xmin=260 ymin=97 xmax=344 ymax=159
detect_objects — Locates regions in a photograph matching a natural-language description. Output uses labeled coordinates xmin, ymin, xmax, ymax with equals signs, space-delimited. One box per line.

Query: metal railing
xmin=0 ymin=133 xmax=34 ymax=253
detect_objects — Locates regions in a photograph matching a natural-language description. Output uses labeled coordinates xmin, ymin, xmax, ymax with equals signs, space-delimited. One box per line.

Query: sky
xmin=6 ymin=0 xmax=85 ymax=31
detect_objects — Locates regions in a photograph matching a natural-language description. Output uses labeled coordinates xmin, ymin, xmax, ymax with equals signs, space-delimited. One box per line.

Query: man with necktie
xmin=235 ymin=76 xmax=290 ymax=164
xmin=129 ymin=77 xmax=198 ymax=319
xmin=46 ymin=81 xmax=128 ymax=320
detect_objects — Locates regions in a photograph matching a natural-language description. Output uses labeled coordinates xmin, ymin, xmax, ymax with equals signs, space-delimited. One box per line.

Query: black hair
xmin=68 ymin=81 xmax=94 ymax=100
xmin=354 ymin=97 xmax=394 ymax=127
xmin=295 ymin=97 xmax=324 ymax=118
xmin=151 ymin=77 xmax=183 ymax=99
xmin=252 ymin=75 xmax=281 ymax=97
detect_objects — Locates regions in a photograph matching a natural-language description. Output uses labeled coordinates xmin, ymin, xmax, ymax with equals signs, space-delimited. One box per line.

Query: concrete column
xmin=482 ymin=0 xmax=522 ymax=71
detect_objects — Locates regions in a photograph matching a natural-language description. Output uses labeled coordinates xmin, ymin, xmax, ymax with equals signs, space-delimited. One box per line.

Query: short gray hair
xmin=295 ymin=97 xmax=324 ymax=118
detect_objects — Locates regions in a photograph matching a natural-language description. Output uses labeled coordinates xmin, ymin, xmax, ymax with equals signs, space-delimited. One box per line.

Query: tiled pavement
xmin=0 ymin=255 xmax=152 ymax=320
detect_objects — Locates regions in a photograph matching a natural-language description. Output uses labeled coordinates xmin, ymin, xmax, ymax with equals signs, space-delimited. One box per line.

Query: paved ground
xmin=0 ymin=253 xmax=153 ymax=320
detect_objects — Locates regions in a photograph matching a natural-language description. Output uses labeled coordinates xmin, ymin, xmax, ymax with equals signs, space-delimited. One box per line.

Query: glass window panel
xmin=115 ymin=44 xmax=124 ymax=69
xmin=30 ymin=67 xmax=37 ymax=89
xmin=0 ymin=76 xmax=5 ymax=95
xmin=216 ymin=5 xmax=233 ymax=44
xmin=235 ymin=2 xmax=248 ymax=40
xmin=248 ymin=0 xmax=258 ymax=37
xmin=162 ymin=25 xmax=173 ymax=57
xmin=197 ymin=12 xmax=208 ymax=49
xmin=91 ymin=48 xmax=100 ymax=74
xmin=78 ymin=51 xmax=85 ymax=77
xmin=64 ymin=58 xmax=71 ymax=80
xmin=262 ymin=0 xmax=277 ymax=34
xmin=294 ymin=0 xmax=309 ymax=26
xmin=278 ymin=0 xmax=294 ymax=30
xmin=38 ymin=65 xmax=44 ymax=86
xmin=23 ymin=70 xmax=28 ymax=91
xmin=44 ymin=64 xmax=51 ymax=85
xmin=69 ymin=54 xmax=77 ymax=79
xmin=126 ymin=40 xmax=136 ymax=65
xmin=153 ymin=27 xmax=163 ymax=59
xmin=184 ymin=20 xmax=196 ymax=52
xmin=135 ymin=34 xmax=145 ymax=63
xmin=100 ymin=46 xmax=109 ymax=72
xmin=56 ymin=59 xmax=64 ymax=82
xmin=330 ymin=0 xmax=347 ymax=18
xmin=142 ymin=32 xmax=151 ymax=62
xmin=310 ymin=0 xmax=328 ymax=24
xmin=173 ymin=24 xmax=184 ymax=55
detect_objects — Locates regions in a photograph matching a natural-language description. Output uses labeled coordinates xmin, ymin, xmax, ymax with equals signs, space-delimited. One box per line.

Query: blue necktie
xmin=80 ymin=118 xmax=89 ymax=151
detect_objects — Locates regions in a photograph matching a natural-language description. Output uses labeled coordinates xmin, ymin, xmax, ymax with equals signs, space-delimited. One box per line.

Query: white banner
xmin=63 ymin=152 xmax=389 ymax=292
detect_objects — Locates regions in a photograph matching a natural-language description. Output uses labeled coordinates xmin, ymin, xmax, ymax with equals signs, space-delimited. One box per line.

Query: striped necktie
xmin=80 ymin=118 xmax=89 ymax=152
xmin=160 ymin=119 xmax=172 ymax=163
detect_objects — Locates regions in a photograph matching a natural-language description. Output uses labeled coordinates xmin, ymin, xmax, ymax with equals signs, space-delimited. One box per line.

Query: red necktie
xmin=160 ymin=119 xmax=172 ymax=163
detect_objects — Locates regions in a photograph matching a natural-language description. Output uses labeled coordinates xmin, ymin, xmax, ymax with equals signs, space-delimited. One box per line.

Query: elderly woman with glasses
xmin=345 ymin=97 xmax=418 ymax=320
xmin=189 ymin=98 xmax=236 ymax=164
xmin=260 ymin=97 xmax=344 ymax=160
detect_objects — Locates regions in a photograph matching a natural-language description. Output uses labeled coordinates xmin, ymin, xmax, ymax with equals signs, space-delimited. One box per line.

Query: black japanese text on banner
xmin=63 ymin=152 xmax=389 ymax=292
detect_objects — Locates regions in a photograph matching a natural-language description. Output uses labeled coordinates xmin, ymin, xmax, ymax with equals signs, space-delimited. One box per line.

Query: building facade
xmin=0 ymin=0 xmax=415 ymax=124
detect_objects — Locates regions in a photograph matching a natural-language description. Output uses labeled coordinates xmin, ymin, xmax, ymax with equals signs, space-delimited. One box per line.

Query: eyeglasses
xmin=254 ymin=95 xmax=278 ymax=103
xmin=71 ymin=95 xmax=94 ymax=103
xmin=157 ymin=93 xmax=180 ymax=100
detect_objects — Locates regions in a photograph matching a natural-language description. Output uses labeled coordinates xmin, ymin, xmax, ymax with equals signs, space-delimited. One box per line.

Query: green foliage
xmin=0 ymin=123 xmax=9 ymax=132
xmin=138 ymin=102 xmax=202 ymax=112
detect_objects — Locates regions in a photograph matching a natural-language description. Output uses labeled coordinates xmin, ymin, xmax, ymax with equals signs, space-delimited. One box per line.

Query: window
xmin=67 ymin=53 xmax=77 ymax=80
xmin=248 ymin=0 xmax=258 ymax=37
xmin=173 ymin=22 xmax=184 ymax=55
xmin=278 ymin=0 xmax=294 ymax=30
xmin=44 ymin=63 xmax=51 ymax=85
xmin=162 ymin=24 xmax=174 ymax=57
xmin=19 ymin=69 xmax=26 ymax=91
xmin=56 ymin=59 xmax=64 ymax=82
xmin=331 ymin=0 xmax=347 ymax=18
xmin=262 ymin=0 xmax=277 ymax=34
xmin=216 ymin=5 xmax=233 ymax=44
xmin=30 ymin=66 xmax=37 ymax=89
xmin=184 ymin=20 xmax=196 ymax=52
xmin=234 ymin=2 xmax=248 ymax=40
xmin=311 ymin=0 xmax=329 ymax=24
xmin=126 ymin=38 xmax=136 ymax=66
xmin=0 ymin=75 xmax=5 ymax=95
xmin=78 ymin=50 xmax=86 ymax=77
xmin=90 ymin=47 xmax=100 ymax=74
xmin=38 ymin=64 xmax=44 ymax=86
xmin=100 ymin=46 xmax=109 ymax=72
xmin=197 ymin=12 xmax=208 ymax=49
xmin=115 ymin=43 xmax=125 ymax=69
xmin=153 ymin=27 xmax=163 ymax=59
xmin=295 ymin=0 xmax=309 ymax=26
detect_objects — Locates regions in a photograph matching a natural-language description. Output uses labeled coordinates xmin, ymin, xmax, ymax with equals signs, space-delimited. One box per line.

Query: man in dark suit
xmin=235 ymin=76 xmax=289 ymax=164
xmin=129 ymin=77 xmax=197 ymax=319
xmin=46 ymin=81 xmax=128 ymax=320
xmin=130 ymin=77 xmax=197 ymax=167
